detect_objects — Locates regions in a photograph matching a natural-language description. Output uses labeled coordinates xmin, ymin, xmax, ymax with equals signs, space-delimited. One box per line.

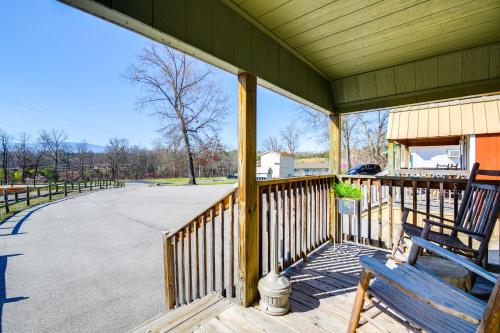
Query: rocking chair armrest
xmin=422 ymin=218 xmax=484 ymax=238
xmin=359 ymin=255 xmax=484 ymax=323
xmin=411 ymin=237 xmax=498 ymax=283
xmin=403 ymin=207 xmax=454 ymax=224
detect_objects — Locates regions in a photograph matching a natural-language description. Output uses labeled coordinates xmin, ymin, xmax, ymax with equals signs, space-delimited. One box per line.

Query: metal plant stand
xmin=334 ymin=198 xmax=363 ymax=256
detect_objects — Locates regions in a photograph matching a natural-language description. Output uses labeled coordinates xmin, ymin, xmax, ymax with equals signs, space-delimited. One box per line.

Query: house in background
xmin=256 ymin=151 xmax=295 ymax=179
xmin=387 ymin=94 xmax=500 ymax=172
xmin=294 ymin=157 xmax=329 ymax=176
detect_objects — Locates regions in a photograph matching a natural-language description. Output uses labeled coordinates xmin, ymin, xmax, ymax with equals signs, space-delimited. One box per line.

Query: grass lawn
xmin=144 ymin=177 xmax=237 ymax=186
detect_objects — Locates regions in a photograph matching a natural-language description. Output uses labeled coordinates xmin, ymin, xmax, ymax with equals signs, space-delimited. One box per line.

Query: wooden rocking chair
xmin=391 ymin=163 xmax=500 ymax=266
xmin=348 ymin=237 xmax=500 ymax=333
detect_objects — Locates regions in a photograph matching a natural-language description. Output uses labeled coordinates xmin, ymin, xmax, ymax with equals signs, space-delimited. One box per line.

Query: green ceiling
xmin=60 ymin=0 xmax=500 ymax=113
xmin=227 ymin=0 xmax=500 ymax=79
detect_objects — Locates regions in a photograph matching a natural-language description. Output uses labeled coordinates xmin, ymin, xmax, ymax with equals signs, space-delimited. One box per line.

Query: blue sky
xmin=0 ymin=0 xmax=324 ymax=151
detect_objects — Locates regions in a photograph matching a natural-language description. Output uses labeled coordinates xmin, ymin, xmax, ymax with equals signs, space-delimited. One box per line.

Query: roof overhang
xmin=387 ymin=93 xmax=500 ymax=140
xmin=59 ymin=0 xmax=500 ymax=114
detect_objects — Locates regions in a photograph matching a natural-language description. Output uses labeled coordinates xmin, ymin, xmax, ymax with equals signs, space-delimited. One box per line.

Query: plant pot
xmin=337 ymin=198 xmax=359 ymax=215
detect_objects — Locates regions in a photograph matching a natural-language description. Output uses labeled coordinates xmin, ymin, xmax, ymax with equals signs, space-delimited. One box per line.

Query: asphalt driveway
xmin=0 ymin=183 xmax=234 ymax=333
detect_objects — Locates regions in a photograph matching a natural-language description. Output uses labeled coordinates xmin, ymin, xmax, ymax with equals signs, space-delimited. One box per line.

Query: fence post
xmin=78 ymin=181 xmax=81 ymax=193
xmin=4 ymin=192 xmax=10 ymax=213
xmin=49 ymin=183 xmax=52 ymax=200
xmin=64 ymin=181 xmax=68 ymax=197
xmin=14 ymin=192 xmax=19 ymax=203
xmin=26 ymin=186 xmax=30 ymax=206
xmin=37 ymin=187 xmax=41 ymax=197
xmin=106 ymin=180 xmax=108 ymax=189
xmin=90 ymin=181 xmax=93 ymax=191
xmin=71 ymin=181 xmax=74 ymax=190
xmin=55 ymin=183 xmax=59 ymax=194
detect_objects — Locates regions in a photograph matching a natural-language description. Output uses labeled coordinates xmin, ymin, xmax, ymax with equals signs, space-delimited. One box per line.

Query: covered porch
xmin=58 ymin=1 xmax=500 ymax=332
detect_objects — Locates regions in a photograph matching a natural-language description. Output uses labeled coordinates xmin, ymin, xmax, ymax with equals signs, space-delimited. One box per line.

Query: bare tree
xmin=261 ymin=136 xmax=283 ymax=152
xmin=39 ymin=129 xmax=67 ymax=181
xmin=15 ymin=132 xmax=32 ymax=183
xmin=280 ymin=123 xmax=301 ymax=153
xmin=359 ymin=110 xmax=388 ymax=167
xmin=106 ymin=138 xmax=129 ymax=180
xmin=0 ymin=129 xmax=12 ymax=183
xmin=297 ymin=105 xmax=329 ymax=145
xmin=342 ymin=114 xmax=361 ymax=170
xmin=75 ymin=140 xmax=89 ymax=179
xmin=126 ymin=45 xmax=228 ymax=185
xmin=31 ymin=143 xmax=46 ymax=186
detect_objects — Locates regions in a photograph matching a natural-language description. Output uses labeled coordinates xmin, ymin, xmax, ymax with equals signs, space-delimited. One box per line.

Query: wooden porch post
xmin=397 ymin=142 xmax=402 ymax=169
xmin=237 ymin=72 xmax=259 ymax=307
xmin=403 ymin=145 xmax=410 ymax=168
xmin=329 ymin=113 xmax=341 ymax=242
xmin=387 ymin=140 xmax=394 ymax=173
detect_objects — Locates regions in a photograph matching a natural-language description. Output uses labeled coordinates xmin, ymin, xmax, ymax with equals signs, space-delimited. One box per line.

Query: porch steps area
xmin=129 ymin=293 xmax=233 ymax=333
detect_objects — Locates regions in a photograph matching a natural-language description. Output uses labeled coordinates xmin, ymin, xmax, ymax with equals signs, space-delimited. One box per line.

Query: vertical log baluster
xmin=219 ymin=201 xmax=225 ymax=296
xmin=367 ymin=179 xmax=372 ymax=245
xmin=273 ymin=184 xmax=280 ymax=270
xmin=304 ymin=180 xmax=309 ymax=254
xmin=301 ymin=181 xmax=307 ymax=258
xmin=400 ymin=180 xmax=405 ymax=215
xmin=412 ymin=180 xmax=418 ymax=225
xmin=287 ymin=182 xmax=292 ymax=267
xmin=186 ymin=226 xmax=192 ymax=303
xmin=210 ymin=207 xmax=216 ymax=292
xmin=281 ymin=183 xmax=285 ymax=269
xmin=388 ymin=180 xmax=394 ymax=250
xmin=377 ymin=181 xmax=382 ymax=245
xmin=296 ymin=182 xmax=300 ymax=261
xmin=202 ymin=215 xmax=207 ymax=297
xmin=228 ymin=193 xmax=235 ymax=297
xmin=258 ymin=186 xmax=263 ymax=278
xmin=173 ymin=234 xmax=179 ymax=306
xmin=315 ymin=179 xmax=320 ymax=247
xmin=356 ymin=179 xmax=362 ymax=243
xmin=193 ymin=220 xmax=199 ymax=300
xmin=426 ymin=181 xmax=431 ymax=219
xmin=179 ymin=230 xmax=186 ymax=305
xmin=266 ymin=185 xmax=271 ymax=275
xmin=439 ymin=182 xmax=445 ymax=233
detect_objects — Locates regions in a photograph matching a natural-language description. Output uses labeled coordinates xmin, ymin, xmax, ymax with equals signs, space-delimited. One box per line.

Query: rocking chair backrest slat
xmin=452 ymin=163 xmax=500 ymax=265
xmin=456 ymin=183 xmax=500 ymax=238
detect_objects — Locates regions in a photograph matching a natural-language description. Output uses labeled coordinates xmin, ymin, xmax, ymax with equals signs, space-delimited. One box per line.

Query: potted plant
xmin=333 ymin=182 xmax=362 ymax=215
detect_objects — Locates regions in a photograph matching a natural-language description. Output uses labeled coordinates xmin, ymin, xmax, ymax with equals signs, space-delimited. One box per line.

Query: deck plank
xmin=132 ymin=243 xmax=414 ymax=333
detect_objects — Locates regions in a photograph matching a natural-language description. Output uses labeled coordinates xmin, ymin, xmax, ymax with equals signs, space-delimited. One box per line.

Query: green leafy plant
xmin=333 ymin=182 xmax=362 ymax=200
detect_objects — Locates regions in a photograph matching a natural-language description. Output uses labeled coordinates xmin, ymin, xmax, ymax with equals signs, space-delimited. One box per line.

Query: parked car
xmin=346 ymin=164 xmax=381 ymax=175
xmin=226 ymin=173 xmax=238 ymax=179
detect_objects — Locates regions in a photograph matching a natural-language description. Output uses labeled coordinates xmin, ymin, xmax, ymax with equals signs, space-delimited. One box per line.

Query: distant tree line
xmin=0 ymin=128 xmax=237 ymax=184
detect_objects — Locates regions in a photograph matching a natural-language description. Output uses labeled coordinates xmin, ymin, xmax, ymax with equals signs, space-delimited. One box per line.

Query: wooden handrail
xmin=163 ymin=187 xmax=239 ymax=310
xmin=257 ymin=174 xmax=335 ymax=186
xmin=163 ymin=186 xmax=238 ymax=236
xmin=258 ymin=175 xmax=335 ymax=274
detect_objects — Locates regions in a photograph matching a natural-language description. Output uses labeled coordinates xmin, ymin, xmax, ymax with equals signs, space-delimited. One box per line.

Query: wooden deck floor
xmin=131 ymin=242 xmax=414 ymax=333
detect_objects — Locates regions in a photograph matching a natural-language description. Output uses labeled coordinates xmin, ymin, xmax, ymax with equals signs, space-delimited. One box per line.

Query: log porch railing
xmin=338 ymin=175 xmax=469 ymax=248
xmin=163 ymin=173 xmax=499 ymax=310
xmin=163 ymin=187 xmax=238 ymax=309
xmin=257 ymin=175 xmax=334 ymax=275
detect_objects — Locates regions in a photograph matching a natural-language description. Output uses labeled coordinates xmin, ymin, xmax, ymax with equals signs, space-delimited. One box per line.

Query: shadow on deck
xmin=132 ymin=242 xmax=415 ymax=333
